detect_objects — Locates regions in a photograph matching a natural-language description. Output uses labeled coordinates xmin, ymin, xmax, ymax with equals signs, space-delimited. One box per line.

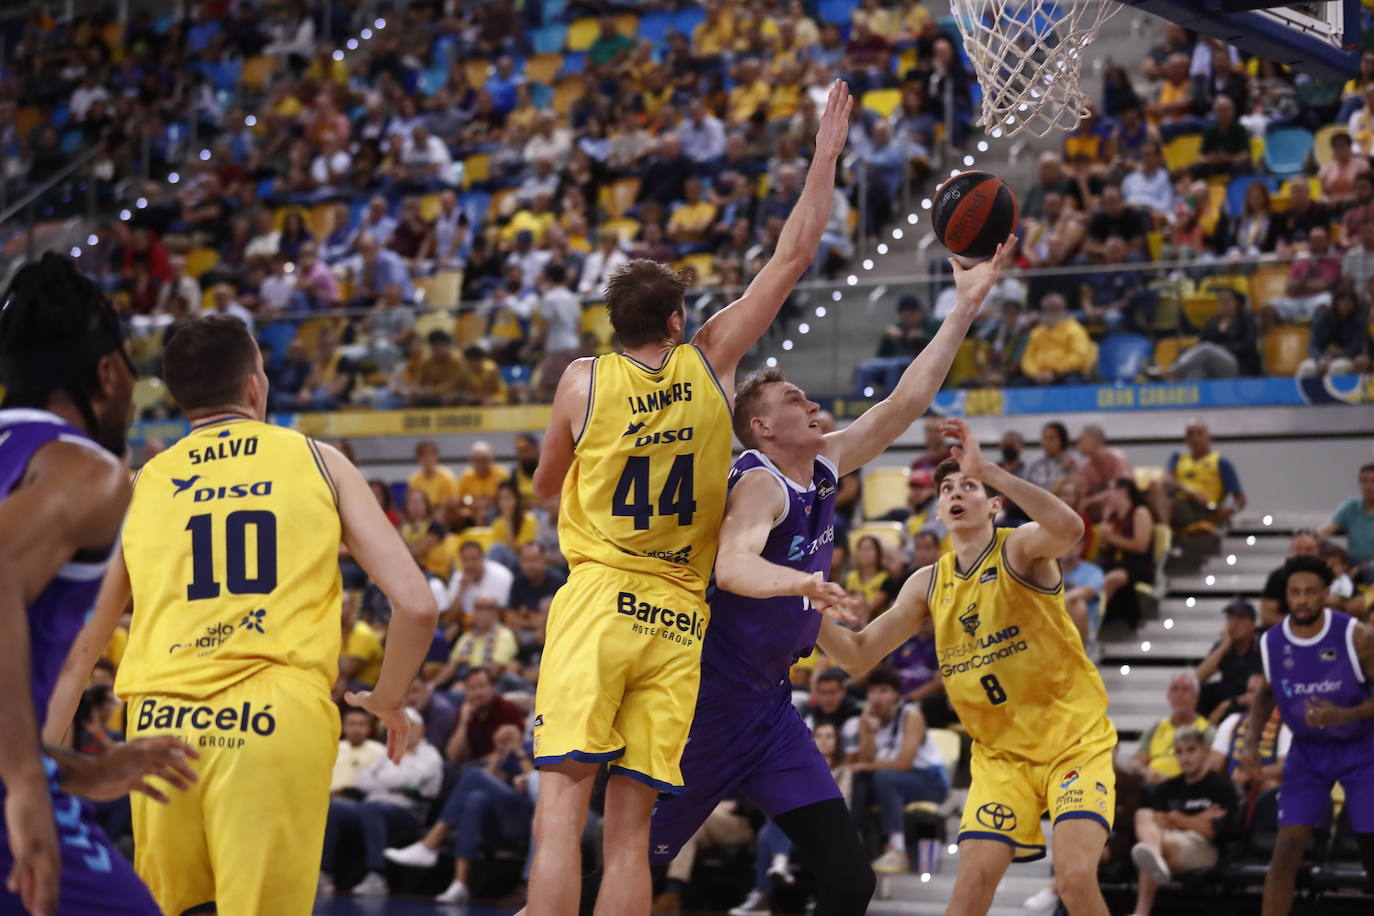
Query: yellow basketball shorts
xmin=125 ymin=667 xmax=340 ymax=916
xmin=958 ymin=723 xmax=1118 ymax=862
xmin=532 ymin=564 xmax=707 ymax=792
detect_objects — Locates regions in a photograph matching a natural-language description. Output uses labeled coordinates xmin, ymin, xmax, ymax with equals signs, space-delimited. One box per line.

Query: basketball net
xmin=950 ymin=0 xmax=1121 ymax=139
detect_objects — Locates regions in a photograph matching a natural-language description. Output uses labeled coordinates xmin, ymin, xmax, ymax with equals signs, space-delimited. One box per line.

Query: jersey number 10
xmin=185 ymin=511 xmax=278 ymax=600
xmin=611 ymin=454 xmax=697 ymax=530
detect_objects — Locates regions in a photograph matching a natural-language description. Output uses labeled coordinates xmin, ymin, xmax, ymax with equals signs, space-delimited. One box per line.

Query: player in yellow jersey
xmin=818 ymin=419 xmax=1116 ymax=916
xmin=45 ymin=315 xmax=438 ymax=916
xmin=525 ymin=81 xmax=853 ymax=916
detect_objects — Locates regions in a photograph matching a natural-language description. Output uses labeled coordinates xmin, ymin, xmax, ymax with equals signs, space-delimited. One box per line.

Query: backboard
xmin=1116 ymin=0 xmax=1362 ymax=81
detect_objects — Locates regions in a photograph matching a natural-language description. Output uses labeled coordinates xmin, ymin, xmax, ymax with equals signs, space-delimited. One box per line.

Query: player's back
xmin=930 ymin=528 xmax=1110 ymax=761
xmin=118 ymin=418 xmax=343 ymax=702
xmin=0 ymin=409 xmax=113 ymax=729
xmin=702 ymin=449 xmax=838 ymax=693
xmin=559 ymin=344 xmax=732 ymax=594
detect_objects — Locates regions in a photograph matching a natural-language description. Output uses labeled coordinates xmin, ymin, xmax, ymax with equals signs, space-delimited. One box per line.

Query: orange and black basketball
xmin=932 ymin=171 xmax=1018 ymax=261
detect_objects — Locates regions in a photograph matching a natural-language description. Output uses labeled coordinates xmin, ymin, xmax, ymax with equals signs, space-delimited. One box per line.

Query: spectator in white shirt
xmin=433 ymin=191 xmax=467 ymax=269
xmin=320 ymin=708 xmax=443 ymax=897
xmin=259 ymin=254 xmax=301 ymax=313
xmin=446 ymin=541 xmax=515 ymax=621
xmin=516 ymin=157 xmax=561 ymax=206
xmin=676 ymin=100 xmax=727 ymax=164
xmin=523 ymin=111 xmax=573 ymax=167
xmin=358 ymin=195 xmax=398 ymax=246
xmin=207 ymin=283 xmax=256 ymax=334
xmin=158 ymin=254 xmax=202 ymax=315
xmin=243 ymin=209 xmax=282 ymax=260
xmin=69 ymin=72 xmax=110 ymax=121
xmin=535 ymin=263 xmax=582 ymax=399
xmin=403 ymin=124 xmax=453 ymax=186
xmin=331 ymin=708 xmax=386 ymax=795
xmin=310 ymin=132 xmax=353 ymax=190
xmin=1348 ymin=82 xmax=1374 ymax=155
xmin=579 ymin=230 xmax=629 ymax=297
xmin=1122 ymin=140 xmax=1175 ymax=225
xmin=1342 ymin=219 xmax=1374 ymax=291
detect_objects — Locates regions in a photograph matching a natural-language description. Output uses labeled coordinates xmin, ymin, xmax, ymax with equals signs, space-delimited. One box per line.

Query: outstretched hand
xmin=949 ymin=233 xmax=1018 ymax=312
xmin=72 ymin=737 xmax=200 ymax=804
xmin=940 ymin=418 xmax=993 ymax=481
xmin=346 ymin=690 xmax=412 ymax=764
xmin=813 ymin=80 xmax=855 ymax=164
xmin=800 ymin=572 xmax=861 ymax=624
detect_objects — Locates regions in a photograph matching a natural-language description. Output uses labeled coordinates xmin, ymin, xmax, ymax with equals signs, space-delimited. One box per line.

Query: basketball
xmin=932 ymin=171 xmax=1019 ymax=262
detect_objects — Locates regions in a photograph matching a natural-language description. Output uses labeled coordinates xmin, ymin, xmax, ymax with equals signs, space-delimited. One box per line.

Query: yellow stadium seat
xmin=1248 ymin=266 xmax=1290 ymax=308
xmin=1146 ymin=230 xmax=1164 ymax=262
xmin=1152 ymin=523 xmax=1172 ymax=565
xmin=604 ymin=177 xmax=640 ymax=218
xmin=553 ymin=78 xmax=587 ymax=115
xmin=1262 ymin=325 xmax=1310 ymax=375
xmin=1153 ymin=336 xmax=1197 ymax=371
xmin=272 ymin=206 xmax=308 ymax=231
xmin=1250 ymin=134 xmax=1265 ymax=167
xmin=1134 ymin=466 xmax=1165 ymax=491
xmin=1199 ymin=183 xmax=1226 ymax=236
xmin=185 ymin=247 xmax=219 ymax=279
xmin=418 ymin=193 xmax=442 ymax=222
xmin=15 ymin=107 xmax=43 ymax=140
xmin=861 ymin=88 xmax=902 ymax=118
xmin=489 ymin=188 xmax=518 ymax=220
xmin=599 ymin=217 xmax=641 ymax=242
xmin=928 ymin=728 xmax=961 ymax=771
xmin=307 ymin=202 xmax=336 ymax=239
xmin=581 ymin=303 xmax=614 ymax=352
xmin=614 ymin=12 xmax=638 ymax=36
xmin=1182 ymin=295 xmax=1217 ymax=329
xmin=948 ymin=338 xmax=985 ymax=387
xmin=461 ymin=152 xmax=491 ymax=189
xmin=848 ymin=522 xmax=903 ymax=555
xmin=242 ymin=55 xmax=276 ymax=91
xmin=899 ymin=48 xmax=919 ymax=74
xmin=567 ymin=18 xmax=600 ymax=51
xmin=463 ymin=59 xmax=492 ymax=89
xmin=1313 ymin=124 xmax=1345 ymax=169
xmin=414 ymin=310 xmax=456 ymax=340
xmin=861 ymin=467 xmax=909 ymax=521
xmin=674 ymin=253 xmax=715 ymax=280
xmin=420 ymin=270 xmax=463 ymax=308
xmin=460 ymin=526 xmax=496 ymax=552
xmin=1164 ymin=134 xmax=1203 ymax=173
xmin=132 ymin=377 xmax=170 ymax=416
xmin=295 ymin=317 xmax=346 ymax=357
xmin=455 ymin=310 xmax=485 ymax=347
xmin=525 ymin=52 xmax=563 ymax=85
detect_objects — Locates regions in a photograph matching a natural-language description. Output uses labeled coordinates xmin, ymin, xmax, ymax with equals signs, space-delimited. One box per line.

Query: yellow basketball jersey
xmin=117 ymin=418 xmax=343 ymax=701
xmin=1174 ymin=450 xmax=1225 ymax=505
xmin=558 ymin=344 xmax=732 ymax=594
xmin=928 ymin=528 xmax=1109 ymax=762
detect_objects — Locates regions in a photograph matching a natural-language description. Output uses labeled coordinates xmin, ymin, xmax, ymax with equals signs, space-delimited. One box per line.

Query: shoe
xmin=1022 ymin=886 xmax=1058 ymax=910
xmin=872 ymin=847 xmax=910 ymax=874
xmin=385 ymin=840 xmax=440 ymax=868
xmin=316 ymin=873 xmax=334 ymax=898
xmin=435 ymin=880 xmax=469 ymax=904
xmin=767 ymin=852 xmax=795 ymax=885
xmin=351 ymin=871 xmax=389 ymax=897
xmin=651 ymin=890 xmax=682 ymax=914
xmin=1131 ymin=842 xmax=1172 ymax=885
xmin=728 ymin=890 xmax=772 ymax=915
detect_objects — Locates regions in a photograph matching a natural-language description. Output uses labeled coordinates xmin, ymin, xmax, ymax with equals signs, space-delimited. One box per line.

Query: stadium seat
xmin=928 ymin=728 xmax=962 ymax=772
xmin=132 ymin=377 xmax=170 ymax=417
xmin=1153 ymin=336 xmax=1197 ymax=370
xmin=455 ymin=310 xmax=485 ymax=347
xmin=1133 ymin=466 xmax=1165 ymax=491
xmin=461 ymin=153 xmax=492 ymax=190
xmin=1181 ymin=294 xmax=1217 ymax=330
xmin=421 ymin=271 xmax=464 ymax=308
xmin=1262 ymin=325 xmax=1310 ymax=375
xmin=531 ymin=25 xmax=567 ymax=55
xmin=861 ymin=88 xmax=902 ymax=118
xmin=1097 ymin=334 xmax=1152 ymax=382
xmin=1146 ymin=229 xmax=1164 ymax=262
xmin=1225 ymin=175 xmax=1275 ymax=219
xmin=599 ymin=217 xmax=640 ymax=242
xmin=848 ymin=522 xmax=903 ymax=555
xmin=603 ymin=177 xmax=640 ymax=218
xmin=1264 ymin=127 xmax=1314 ymax=177
xmin=553 ymin=78 xmax=587 ymax=115
xmin=1249 ymin=134 xmax=1265 ymax=168
xmin=1162 ymin=133 xmax=1202 ymax=174
xmin=1312 ymin=123 xmax=1346 ymax=169
xmin=819 ymin=0 xmax=857 ymax=25
xmin=860 ymin=467 xmax=908 ymax=520
xmin=1310 ymin=806 xmax=1367 ymax=892
xmin=414 ymin=310 xmax=456 ymax=343
xmin=418 ymin=194 xmax=442 ymax=222
xmin=581 ymin=304 xmax=614 ymax=352
xmin=613 ymin=13 xmax=639 ymax=36
xmin=948 ymin=338 xmax=984 ymax=387
xmin=185 ymin=247 xmax=220 ymax=279
xmin=525 ymin=53 xmax=563 ymax=85
xmin=187 ymin=21 xmax=220 ymax=54
xmin=670 ymin=7 xmax=706 ymax=36
xmin=637 ymin=11 xmax=674 ymax=44
xmin=567 ymin=18 xmax=600 ymax=51
xmin=463 ymin=59 xmax=491 ymax=88
xmin=258 ymin=320 xmax=298 ymax=366
xmin=674 ymin=253 xmax=715 ymax=280
xmin=500 ymin=364 xmax=531 ymax=386
xmin=1247 ymin=265 xmax=1290 ymax=309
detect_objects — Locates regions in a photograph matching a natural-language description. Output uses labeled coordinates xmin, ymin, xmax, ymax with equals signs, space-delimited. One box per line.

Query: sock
xmin=770 ymin=852 xmax=790 ymax=871
xmin=888 ymin=832 xmax=906 ymax=854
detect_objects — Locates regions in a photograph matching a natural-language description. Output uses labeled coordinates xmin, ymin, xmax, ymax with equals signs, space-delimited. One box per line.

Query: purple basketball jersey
xmin=1261 ymin=609 xmax=1374 ymax=744
xmin=701 ymin=450 xmax=838 ymax=693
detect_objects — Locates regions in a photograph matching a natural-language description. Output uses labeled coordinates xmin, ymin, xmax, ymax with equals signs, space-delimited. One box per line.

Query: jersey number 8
xmin=980 ymin=674 xmax=1008 ymax=706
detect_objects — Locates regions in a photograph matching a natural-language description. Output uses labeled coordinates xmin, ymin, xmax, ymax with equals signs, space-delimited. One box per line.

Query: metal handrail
xmin=0 ymin=143 xmax=104 ymax=228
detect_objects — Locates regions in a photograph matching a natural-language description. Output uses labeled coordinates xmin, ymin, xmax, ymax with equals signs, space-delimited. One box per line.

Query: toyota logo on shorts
xmin=976 ymin=802 xmax=1018 ymax=831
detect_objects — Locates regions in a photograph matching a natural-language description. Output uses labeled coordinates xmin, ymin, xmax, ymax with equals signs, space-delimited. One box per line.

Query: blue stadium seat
xmin=1225 ymin=174 xmax=1277 ymax=218
xmin=669 ymin=6 xmax=705 ymax=36
xmin=459 ymin=191 xmax=491 ymax=228
xmin=50 ymin=104 xmax=69 ymax=128
xmin=390 ymin=481 xmax=408 ymax=511
xmin=501 ymin=365 xmax=531 ymax=386
xmin=543 ymin=0 xmax=568 ymax=24
xmin=562 ymin=51 xmax=585 ymax=74
xmin=59 ymin=130 xmax=82 ymax=154
xmin=1098 ymin=334 xmax=1153 ymax=382
xmin=819 ymin=0 xmax=856 ymax=25
xmin=532 ymin=24 xmax=566 ymax=54
xmin=531 ymin=83 xmax=554 ymax=108
xmin=1264 ymin=127 xmax=1314 ymax=177
xmin=638 ymin=11 xmax=674 ymax=44
xmin=258 ymin=321 xmax=298 ymax=370
xmin=422 ymin=65 xmax=449 ymax=96
xmin=187 ymin=21 xmax=221 ymax=54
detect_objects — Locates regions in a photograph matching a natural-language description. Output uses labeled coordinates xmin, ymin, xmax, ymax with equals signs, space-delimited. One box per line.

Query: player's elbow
xmin=532 ymin=469 xmax=560 ymax=501
xmin=1060 ymin=511 xmax=1086 ymax=544
xmin=395 ymin=586 xmax=440 ymax=629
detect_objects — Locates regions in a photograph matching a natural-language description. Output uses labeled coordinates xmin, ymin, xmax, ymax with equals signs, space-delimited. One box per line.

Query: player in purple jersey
xmin=0 ymin=254 xmax=197 ymax=916
xmin=645 ymin=237 xmax=1016 ymax=916
xmin=1242 ymin=554 xmax=1374 ymax=915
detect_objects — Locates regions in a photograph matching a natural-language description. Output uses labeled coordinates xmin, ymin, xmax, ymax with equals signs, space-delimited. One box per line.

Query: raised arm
xmin=320 ymin=442 xmax=439 ymax=763
xmin=532 ymin=357 xmax=593 ymax=500
xmin=692 ymin=81 xmax=853 ymax=391
xmin=714 ymin=470 xmax=852 ymax=615
xmin=818 ymin=565 xmax=933 ymax=676
xmin=826 ymin=238 xmax=1016 ymax=476
xmin=941 ymin=418 xmax=1084 ymax=571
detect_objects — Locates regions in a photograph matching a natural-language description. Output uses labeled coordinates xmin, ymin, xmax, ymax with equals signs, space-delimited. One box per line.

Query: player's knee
xmin=1270 ymin=833 xmax=1308 ymax=867
xmin=1052 ymin=856 xmax=1099 ymax=902
xmin=816 ymin=846 xmax=875 ymax=913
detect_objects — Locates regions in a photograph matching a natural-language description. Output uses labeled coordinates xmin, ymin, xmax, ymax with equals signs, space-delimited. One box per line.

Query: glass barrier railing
xmin=123 ymin=251 xmax=1346 ymax=416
